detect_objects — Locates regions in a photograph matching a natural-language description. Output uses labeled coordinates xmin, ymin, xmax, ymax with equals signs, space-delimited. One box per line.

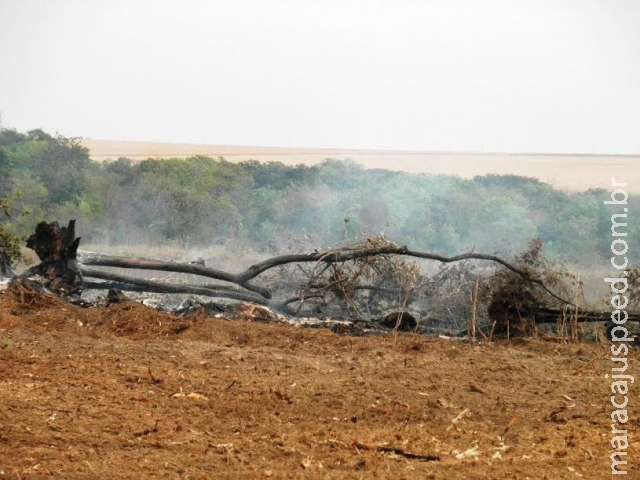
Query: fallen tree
xmin=78 ymin=242 xmax=563 ymax=303
xmin=10 ymin=220 xmax=639 ymax=339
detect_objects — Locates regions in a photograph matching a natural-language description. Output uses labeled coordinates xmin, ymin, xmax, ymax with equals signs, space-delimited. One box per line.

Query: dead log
xmin=78 ymin=251 xmax=271 ymax=298
xmin=533 ymin=306 xmax=640 ymax=324
xmin=488 ymin=304 xmax=640 ymax=339
xmin=80 ymin=266 xmax=267 ymax=304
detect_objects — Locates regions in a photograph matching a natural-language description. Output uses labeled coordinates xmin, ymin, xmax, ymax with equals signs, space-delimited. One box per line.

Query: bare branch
xmin=78 ymin=251 xmax=270 ymax=298
xmin=79 ymin=243 xmax=572 ymax=306
xmin=80 ymin=266 xmax=266 ymax=304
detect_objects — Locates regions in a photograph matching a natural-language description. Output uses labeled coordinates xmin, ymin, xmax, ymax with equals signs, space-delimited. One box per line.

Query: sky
xmin=0 ymin=0 xmax=639 ymax=153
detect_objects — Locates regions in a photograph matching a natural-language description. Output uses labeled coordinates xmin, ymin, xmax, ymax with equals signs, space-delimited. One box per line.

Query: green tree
xmin=28 ymin=135 xmax=91 ymax=204
xmin=0 ymin=128 xmax=27 ymax=148
xmin=27 ymin=128 xmax=53 ymax=142
xmin=0 ymin=148 xmax=11 ymax=195
xmin=0 ymin=194 xmax=27 ymax=277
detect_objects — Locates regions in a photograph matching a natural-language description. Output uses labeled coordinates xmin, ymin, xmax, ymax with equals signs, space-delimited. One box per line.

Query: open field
xmin=0 ymin=286 xmax=636 ymax=479
xmin=81 ymin=139 xmax=640 ymax=193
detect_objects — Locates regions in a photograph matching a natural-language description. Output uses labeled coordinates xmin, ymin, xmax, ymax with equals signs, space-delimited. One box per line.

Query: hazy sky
xmin=1 ymin=0 xmax=639 ymax=153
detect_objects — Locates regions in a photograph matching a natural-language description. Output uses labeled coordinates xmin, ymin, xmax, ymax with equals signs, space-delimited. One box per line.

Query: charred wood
xmin=533 ymin=306 xmax=640 ymax=324
xmin=79 ymin=245 xmax=561 ymax=304
xmin=0 ymin=249 xmax=14 ymax=279
xmin=78 ymin=251 xmax=270 ymax=298
xmin=80 ymin=266 xmax=267 ymax=304
xmin=19 ymin=220 xmax=82 ymax=294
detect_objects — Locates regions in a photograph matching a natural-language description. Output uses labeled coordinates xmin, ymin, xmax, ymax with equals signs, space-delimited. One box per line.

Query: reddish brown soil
xmin=0 ymin=288 xmax=637 ymax=479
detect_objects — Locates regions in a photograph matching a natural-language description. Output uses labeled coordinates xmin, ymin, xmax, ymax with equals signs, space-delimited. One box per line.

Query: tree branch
xmin=78 ymin=251 xmax=270 ymax=298
xmin=80 ymin=266 xmax=266 ymax=304
xmin=78 ymin=243 xmax=572 ymax=307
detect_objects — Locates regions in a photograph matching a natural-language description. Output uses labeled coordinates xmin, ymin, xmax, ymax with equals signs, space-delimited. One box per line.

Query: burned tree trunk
xmin=0 ymin=248 xmax=13 ymax=278
xmin=19 ymin=220 xmax=82 ymax=294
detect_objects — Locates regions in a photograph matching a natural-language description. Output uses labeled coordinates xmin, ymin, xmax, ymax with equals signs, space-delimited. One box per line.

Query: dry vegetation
xmin=0 ymin=284 xmax=637 ymax=479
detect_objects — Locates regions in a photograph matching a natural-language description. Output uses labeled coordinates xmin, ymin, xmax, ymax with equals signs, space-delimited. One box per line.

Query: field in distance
xmin=82 ymin=139 xmax=640 ymax=193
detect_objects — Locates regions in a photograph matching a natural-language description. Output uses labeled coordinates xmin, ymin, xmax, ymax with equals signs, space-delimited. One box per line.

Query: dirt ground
xmin=0 ymin=287 xmax=637 ymax=479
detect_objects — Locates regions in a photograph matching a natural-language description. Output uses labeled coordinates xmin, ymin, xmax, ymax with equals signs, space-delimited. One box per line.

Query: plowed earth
xmin=0 ymin=287 xmax=636 ymax=479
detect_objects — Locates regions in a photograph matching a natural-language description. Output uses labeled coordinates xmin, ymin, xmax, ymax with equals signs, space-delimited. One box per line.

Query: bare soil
xmin=80 ymin=139 xmax=640 ymax=193
xmin=0 ymin=287 xmax=637 ymax=479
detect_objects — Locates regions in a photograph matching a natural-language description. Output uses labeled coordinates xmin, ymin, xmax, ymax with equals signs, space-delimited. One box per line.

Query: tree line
xmin=0 ymin=127 xmax=635 ymax=267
